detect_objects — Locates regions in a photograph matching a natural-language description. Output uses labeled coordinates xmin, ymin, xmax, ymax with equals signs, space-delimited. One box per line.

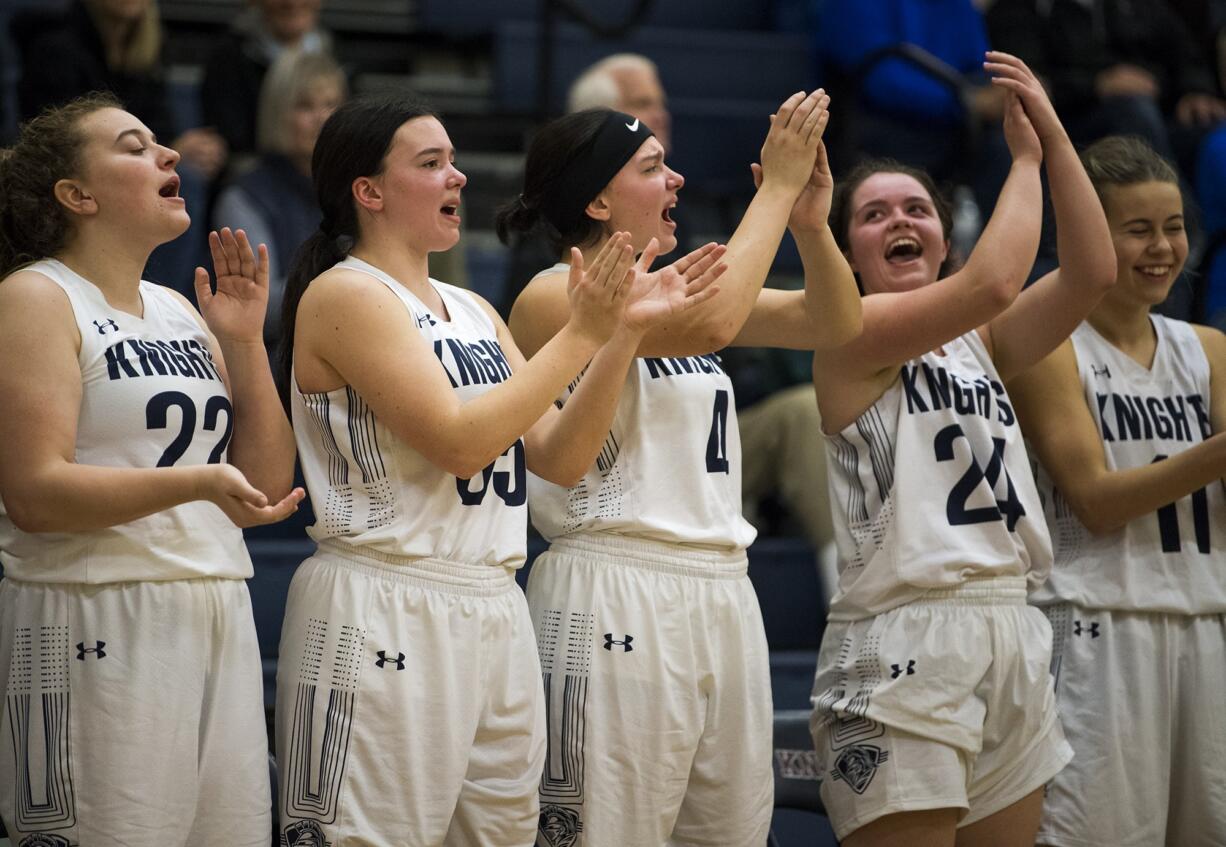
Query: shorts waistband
xmin=913 ymin=576 xmax=1029 ymax=606
xmin=546 ymin=532 xmax=747 ymax=580
xmin=315 ymin=540 xmax=516 ymax=597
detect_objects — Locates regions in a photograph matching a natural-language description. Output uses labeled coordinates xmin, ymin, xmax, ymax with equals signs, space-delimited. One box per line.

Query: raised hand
xmin=756 ymin=89 xmax=830 ymax=196
xmin=621 ymin=239 xmax=727 ymax=331
xmin=565 ymin=232 xmax=637 ymax=344
xmin=194 ymin=227 xmax=270 ymax=344
xmin=752 ymin=139 xmax=835 ymax=232
xmin=985 ymin=51 xmax=1065 ymax=147
xmin=200 ymin=463 xmax=305 ymax=528
xmin=1001 ymin=90 xmax=1042 ymax=165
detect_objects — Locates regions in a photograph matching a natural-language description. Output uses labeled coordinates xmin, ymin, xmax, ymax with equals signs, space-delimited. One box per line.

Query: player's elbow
xmin=4 ymin=495 xmax=59 ymax=533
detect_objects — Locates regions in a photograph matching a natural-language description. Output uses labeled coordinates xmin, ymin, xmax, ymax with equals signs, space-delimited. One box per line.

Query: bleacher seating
xmin=494 ymin=21 xmax=813 ymax=112
xmin=417 ymin=0 xmax=770 ymax=41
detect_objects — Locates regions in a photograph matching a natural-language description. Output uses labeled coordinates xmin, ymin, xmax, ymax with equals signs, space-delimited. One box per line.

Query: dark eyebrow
xmin=415 ymin=146 xmax=454 ymax=159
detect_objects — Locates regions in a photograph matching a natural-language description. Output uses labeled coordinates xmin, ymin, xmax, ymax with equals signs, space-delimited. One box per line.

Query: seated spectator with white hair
xmin=567 ymin=53 xmax=672 ymax=151
xmin=213 ymin=49 xmax=346 ymax=342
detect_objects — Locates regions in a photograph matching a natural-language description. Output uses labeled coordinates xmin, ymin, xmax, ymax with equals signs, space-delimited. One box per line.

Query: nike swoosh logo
xmin=625 ymin=118 xmax=640 ymax=131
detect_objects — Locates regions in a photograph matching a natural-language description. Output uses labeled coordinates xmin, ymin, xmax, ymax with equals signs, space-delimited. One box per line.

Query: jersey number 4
xmin=145 ymin=390 xmax=233 ymax=466
xmin=706 ymin=389 xmax=731 ymax=474
xmin=933 ymin=423 xmax=1025 ymax=531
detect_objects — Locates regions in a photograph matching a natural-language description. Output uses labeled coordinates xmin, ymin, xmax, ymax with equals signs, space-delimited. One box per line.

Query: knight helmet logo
xmin=538 ymin=803 xmax=583 ymax=847
xmin=831 ymin=744 xmax=889 ymax=795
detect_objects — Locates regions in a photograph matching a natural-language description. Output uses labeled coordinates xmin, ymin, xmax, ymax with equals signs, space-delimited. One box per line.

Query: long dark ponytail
xmin=276 ymin=94 xmax=435 ymax=404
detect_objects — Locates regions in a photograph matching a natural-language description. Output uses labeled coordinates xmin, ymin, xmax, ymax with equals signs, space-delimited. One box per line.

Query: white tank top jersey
xmin=527 ymin=263 xmax=756 ymax=552
xmin=1031 ymin=316 xmax=1226 ymax=614
xmin=292 ymin=256 xmax=527 ymax=567
xmin=0 ymin=259 xmax=252 ymax=583
xmin=824 ymin=330 xmax=1052 ymax=621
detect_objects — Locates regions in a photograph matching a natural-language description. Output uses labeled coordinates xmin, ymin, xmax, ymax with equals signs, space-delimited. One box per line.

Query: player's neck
xmin=55 ymin=234 xmax=149 ymax=315
xmin=1087 ymin=297 xmax=1155 ymax=359
xmin=348 ymin=238 xmax=437 ymax=302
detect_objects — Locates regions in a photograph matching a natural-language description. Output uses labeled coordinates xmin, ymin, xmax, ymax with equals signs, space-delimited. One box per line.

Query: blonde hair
xmin=566 ymin=53 xmax=659 ymax=113
xmin=256 ymin=49 xmax=347 ymax=155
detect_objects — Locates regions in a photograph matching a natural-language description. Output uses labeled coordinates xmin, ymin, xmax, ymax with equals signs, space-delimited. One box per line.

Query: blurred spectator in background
xmin=202 ymin=0 xmax=332 ymax=158
xmin=213 ymin=49 xmax=345 ymax=343
xmin=568 ymin=53 xmax=672 ymax=152
xmin=15 ymin=0 xmax=225 ymax=295
xmin=987 ymin=0 xmax=1226 ymax=178
xmin=815 ymin=0 xmax=1011 ymax=249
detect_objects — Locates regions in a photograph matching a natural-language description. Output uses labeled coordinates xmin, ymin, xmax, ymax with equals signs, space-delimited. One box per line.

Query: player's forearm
xmin=796 ymin=225 xmax=863 ymax=348
xmin=215 ymin=338 xmax=297 ymax=499
xmin=527 ymin=327 xmax=641 ymax=486
xmin=5 ymin=462 xmax=211 ymax=533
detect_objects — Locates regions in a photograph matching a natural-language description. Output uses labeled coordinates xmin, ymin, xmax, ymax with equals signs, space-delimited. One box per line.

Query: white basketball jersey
xmin=292 ymin=256 xmax=527 ymax=567
xmin=0 ymin=259 xmax=252 ymax=583
xmin=528 ymin=264 xmax=756 ymax=552
xmin=1031 ymin=317 xmax=1226 ymax=613
xmin=825 ymin=331 xmax=1052 ymax=621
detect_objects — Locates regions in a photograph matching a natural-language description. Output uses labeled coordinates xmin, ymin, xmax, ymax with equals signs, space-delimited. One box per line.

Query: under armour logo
xmin=76 ymin=641 xmax=106 ymax=660
xmin=93 ymin=318 xmax=119 ymax=334
xmin=890 ymin=660 xmax=915 ymax=678
xmin=416 ymin=313 xmax=436 ymax=328
xmin=625 ymin=118 xmax=640 ymax=132
xmin=375 ymin=650 xmax=405 ymax=670
xmin=1073 ymin=620 xmax=1100 ymax=638
xmin=1091 ymin=364 xmax=1111 ymax=378
xmin=603 ymin=633 xmax=633 ymax=652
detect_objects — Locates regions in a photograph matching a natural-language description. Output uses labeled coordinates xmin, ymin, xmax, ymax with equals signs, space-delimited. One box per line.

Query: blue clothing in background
xmin=818 ymin=0 xmax=990 ymax=125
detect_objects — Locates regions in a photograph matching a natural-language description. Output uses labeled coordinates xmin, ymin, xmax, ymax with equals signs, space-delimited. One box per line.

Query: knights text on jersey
xmin=526 ymin=266 xmax=756 ymax=551
xmin=825 ymin=331 xmax=1052 ymax=620
xmin=291 ymin=256 xmax=528 ymax=567
xmin=0 ymin=259 xmax=252 ymax=583
xmin=1031 ymin=316 xmax=1226 ymax=613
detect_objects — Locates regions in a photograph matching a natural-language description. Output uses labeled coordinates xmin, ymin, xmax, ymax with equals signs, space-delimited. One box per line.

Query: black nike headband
xmin=540 ymin=109 xmax=656 ymax=234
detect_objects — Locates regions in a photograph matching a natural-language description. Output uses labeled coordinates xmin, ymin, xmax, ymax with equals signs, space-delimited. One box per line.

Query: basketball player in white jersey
xmin=499 ymin=92 xmax=862 ymax=845
xmin=272 ymin=95 xmax=724 ymax=847
xmin=808 ymin=52 xmax=1118 ymax=845
xmin=0 ymin=94 xmax=304 ymax=846
xmin=1006 ymin=136 xmax=1226 ymax=847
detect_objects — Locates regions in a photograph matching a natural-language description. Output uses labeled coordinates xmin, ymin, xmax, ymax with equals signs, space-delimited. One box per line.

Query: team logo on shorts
xmin=831 ymin=744 xmax=889 ymax=795
xmin=538 ymin=803 xmax=583 ymax=847
xmin=282 ymin=820 xmax=328 ymax=847
xmin=18 ymin=835 xmax=72 ymax=847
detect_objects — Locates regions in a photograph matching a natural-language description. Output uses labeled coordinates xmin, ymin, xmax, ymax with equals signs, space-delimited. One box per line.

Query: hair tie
xmin=334 ymin=233 xmax=354 ymax=254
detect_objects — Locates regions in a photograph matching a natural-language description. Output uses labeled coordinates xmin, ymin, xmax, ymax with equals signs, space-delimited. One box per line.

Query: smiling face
xmin=365 ymin=115 xmax=466 ymax=254
xmin=1101 ymin=180 xmax=1187 ymax=307
xmin=591 ymin=135 xmax=682 ymax=254
xmin=67 ymin=107 xmax=188 ymax=242
xmin=845 ymin=172 xmax=949 ymax=295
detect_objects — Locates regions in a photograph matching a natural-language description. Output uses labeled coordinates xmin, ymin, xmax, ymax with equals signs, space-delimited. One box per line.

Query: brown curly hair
xmin=0 ymin=91 xmax=122 ymax=278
